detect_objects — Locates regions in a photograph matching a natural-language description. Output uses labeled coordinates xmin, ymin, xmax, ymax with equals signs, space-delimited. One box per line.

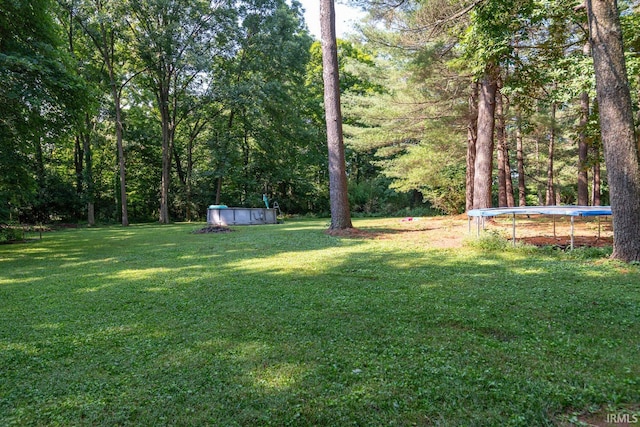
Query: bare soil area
xmin=193 ymin=225 xmax=234 ymax=234
xmin=342 ymin=215 xmax=613 ymax=249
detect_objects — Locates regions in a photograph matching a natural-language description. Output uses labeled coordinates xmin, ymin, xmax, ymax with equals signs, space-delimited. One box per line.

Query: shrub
xmin=0 ymin=224 xmax=24 ymax=243
xmin=465 ymin=230 xmax=510 ymax=251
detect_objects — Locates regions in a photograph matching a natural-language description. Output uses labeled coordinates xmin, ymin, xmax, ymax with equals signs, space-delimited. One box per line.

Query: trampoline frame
xmin=466 ymin=206 xmax=612 ymax=249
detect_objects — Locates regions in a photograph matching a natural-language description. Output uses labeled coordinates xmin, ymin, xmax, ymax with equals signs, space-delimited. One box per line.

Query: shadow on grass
xmin=0 ymin=221 xmax=639 ymax=425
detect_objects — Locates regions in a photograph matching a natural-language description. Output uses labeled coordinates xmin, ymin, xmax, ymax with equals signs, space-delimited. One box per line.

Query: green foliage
xmin=0 ymin=224 xmax=24 ymax=243
xmin=194 ymin=0 xmax=320 ymax=213
xmin=465 ymin=229 xmax=512 ymax=251
xmin=348 ymin=176 xmax=412 ymax=215
xmin=0 ymin=220 xmax=638 ymax=425
xmin=0 ymin=0 xmax=85 ymax=222
xmin=307 ymin=40 xmax=387 ymax=99
xmin=566 ymin=245 xmax=613 ymax=260
xmin=454 ymin=0 xmax=535 ymax=77
xmin=621 ymin=3 xmax=640 ymax=109
xmin=4 ymin=0 xmax=638 ymax=224
xmin=381 ymin=135 xmax=467 ymax=215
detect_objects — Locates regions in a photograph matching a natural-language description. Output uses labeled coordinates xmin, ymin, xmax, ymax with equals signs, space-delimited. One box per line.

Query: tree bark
xmin=320 ymin=0 xmax=352 ymax=230
xmin=496 ymin=86 xmax=507 ymax=207
xmin=499 ymin=86 xmax=514 ymax=207
xmin=536 ymin=137 xmax=543 ymax=205
xmin=516 ymin=119 xmax=526 ymax=206
xmin=242 ymin=125 xmax=250 ymax=205
xmin=504 ymin=151 xmax=515 ymax=207
xmin=637 ymin=78 xmax=640 ymax=149
xmin=34 ymin=134 xmax=46 ymax=223
xmin=592 ymin=148 xmax=601 ymax=206
xmin=82 ymin=114 xmax=95 ymax=226
xmin=466 ymin=82 xmax=478 ymax=212
xmin=184 ymin=117 xmax=204 ymax=221
xmin=74 ymin=135 xmax=84 ymax=195
xmin=114 ymin=88 xmax=129 ymax=226
xmin=545 ymin=101 xmax=556 ymax=206
xmin=587 ymin=0 xmax=640 ymax=261
xmin=504 ymin=144 xmax=515 ymax=207
xmin=186 ymin=135 xmax=193 ymax=221
xmin=472 ymin=64 xmax=498 ymax=209
xmin=158 ymin=78 xmax=172 ymax=224
xmin=215 ymin=176 xmax=223 ymax=206
xmin=577 ymin=91 xmax=590 ymax=205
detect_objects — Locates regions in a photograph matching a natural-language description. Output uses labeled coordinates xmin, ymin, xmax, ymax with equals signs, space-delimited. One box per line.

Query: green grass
xmin=1 ymin=219 xmax=639 ymax=426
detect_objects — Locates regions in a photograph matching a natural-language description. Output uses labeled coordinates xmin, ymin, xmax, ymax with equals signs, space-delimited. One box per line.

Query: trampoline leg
xmin=570 ymin=216 xmax=575 ymax=250
xmin=512 ymin=213 xmax=516 ymax=247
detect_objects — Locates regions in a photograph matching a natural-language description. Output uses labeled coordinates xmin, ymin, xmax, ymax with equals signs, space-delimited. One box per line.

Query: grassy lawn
xmin=1 ymin=218 xmax=639 ymax=426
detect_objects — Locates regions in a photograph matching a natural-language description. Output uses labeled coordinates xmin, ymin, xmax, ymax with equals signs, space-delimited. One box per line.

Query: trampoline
xmin=467 ymin=206 xmax=612 ymax=249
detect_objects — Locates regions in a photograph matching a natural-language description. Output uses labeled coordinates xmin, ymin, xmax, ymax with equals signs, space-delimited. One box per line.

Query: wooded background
xmin=1 ymin=0 xmax=639 ymax=225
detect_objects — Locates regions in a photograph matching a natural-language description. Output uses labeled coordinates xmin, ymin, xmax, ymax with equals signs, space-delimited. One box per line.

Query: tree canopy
xmin=2 ymin=0 xmax=639 ymax=260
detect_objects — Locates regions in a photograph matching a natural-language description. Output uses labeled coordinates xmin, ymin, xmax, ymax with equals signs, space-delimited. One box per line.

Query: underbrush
xmin=466 ymin=230 xmax=614 ymax=260
xmin=0 ymin=224 xmax=24 ymax=243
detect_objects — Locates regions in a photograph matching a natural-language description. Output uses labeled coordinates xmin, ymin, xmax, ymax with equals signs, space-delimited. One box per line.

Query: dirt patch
xmin=328 ymin=215 xmax=614 ymax=250
xmin=483 ymin=214 xmax=614 ymax=249
xmin=325 ymin=227 xmax=366 ymax=237
xmin=518 ymin=235 xmax=613 ymax=249
xmin=193 ymin=225 xmax=233 ymax=234
xmin=325 ymin=227 xmax=399 ymax=239
xmin=324 ymin=217 xmax=466 ymax=248
xmin=557 ymin=405 xmax=640 ymax=427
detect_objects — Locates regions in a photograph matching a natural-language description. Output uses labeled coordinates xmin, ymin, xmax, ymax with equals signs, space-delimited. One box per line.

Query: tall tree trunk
xmin=496 ymin=87 xmax=515 ymax=207
xmin=186 ymin=136 xmax=193 ymax=221
xmin=34 ymin=134 xmax=46 ymax=223
xmin=82 ymin=117 xmax=95 ymax=226
xmin=320 ymin=0 xmax=352 ymax=230
xmin=501 ymin=94 xmax=514 ymax=207
xmin=214 ymin=111 xmax=236 ymax=207
xmin=113 ymin=88 xmax=129 ymax=226
xmin=215 ymin=177 xmax=223 ymax=206
xmin=104 ymin=31 xmax=128 ymax=226
xmin=69 ymin=8 xmax=83 ymax=201
xmin=637 ymin=76 xmax=640 ymax=149
xmin=516 ymin=120 xmax=526 ymax=206
xmin=466 ymin=81 xmax=478 ymax=212
xmin=535 ymin=138 xmax=542 ymax=204
xmin=495 ymin=92 xmax=515 ymax=208
xmin=496 ymin=86 xmax=507 ymax=207
xmin=472 ymin=64 xmax=498 ymax=209
xmin=545 ymin=101 xmax=556 ymax=205
xmin=70 ymin=4 xmax=128 ymax=226
xmin=173 ymin=145 xmax=186 ymax=187
xmin=100 ymin=19 xmax=128 ymax=226
xmin=242 ymin=125 xmax=250 ymax=205
xmin=587 ymin=0 xmax=640 ymax=261
xmin=578 ymin=91 xmax=590 ymax=205
xmin=504 ymin=146 xmax=515 ymax=207
xmin=74 ymin=136 xmax=83 ymax=195
xmin=184 ymin=118 xmax=203 ymax=221
xmin=158 ymin=80 xmax=172 ymax=224
xmin=504 ymin=146 xmax=515 ymax=206
xmin=592 ymin=148 xmax=601 ymax=206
